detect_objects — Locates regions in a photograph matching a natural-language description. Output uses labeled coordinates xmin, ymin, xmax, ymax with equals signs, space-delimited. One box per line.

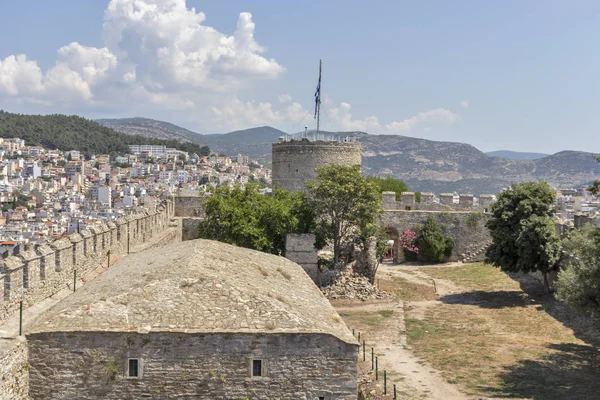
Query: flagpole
xmin=316 ymin=59 xmax=322 ymax=135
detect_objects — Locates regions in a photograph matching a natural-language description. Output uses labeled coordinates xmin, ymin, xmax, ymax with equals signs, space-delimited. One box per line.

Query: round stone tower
xmin=271 ymin=140 xmax=362 ymax=192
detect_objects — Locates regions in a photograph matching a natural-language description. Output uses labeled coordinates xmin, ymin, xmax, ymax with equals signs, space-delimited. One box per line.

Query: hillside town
xmin=3 ymin=1 xmax=600 ymax=397
xmin=0 ymin=137 xmax=270 ymax=255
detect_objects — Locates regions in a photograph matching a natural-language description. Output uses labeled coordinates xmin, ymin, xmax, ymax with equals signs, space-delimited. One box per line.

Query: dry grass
xmin=419 ymin=262 xmax=520 ymax=291
xmin=377 ymin=276 xmax=437 ymax=301
xmin=405 ymin=263 xmax=600 ymax=399
xmin=338 ymin=309 xmax=397 ymax=328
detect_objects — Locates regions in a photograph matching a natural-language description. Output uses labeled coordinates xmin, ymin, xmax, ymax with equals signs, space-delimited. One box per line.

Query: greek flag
xmin=314 ymin=74 xmax=321 ymax=119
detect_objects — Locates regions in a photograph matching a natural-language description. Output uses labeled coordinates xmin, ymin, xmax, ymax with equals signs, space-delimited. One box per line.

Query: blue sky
xmin=0 ymin=1 xmax=599 ymax=154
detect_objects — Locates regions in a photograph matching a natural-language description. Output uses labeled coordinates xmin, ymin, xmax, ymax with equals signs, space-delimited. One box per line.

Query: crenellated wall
xmin=382 ymin=191 xmax=496 ymax=212
xmin=0 ymin=199 xmax=178 ymax=327
xmin=381 ymin=210 xmax=492 ymax=263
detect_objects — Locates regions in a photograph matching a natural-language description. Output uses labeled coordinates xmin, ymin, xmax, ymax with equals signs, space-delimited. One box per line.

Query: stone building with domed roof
xmin=27 ymin=239 xmax=358 ymax=399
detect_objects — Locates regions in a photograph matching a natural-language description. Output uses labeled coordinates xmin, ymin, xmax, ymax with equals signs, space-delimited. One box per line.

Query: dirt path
xmin=334 ymin=298 xmax=468 ymax=400
xmin=378 ymin=263 xmax=461 ymax=296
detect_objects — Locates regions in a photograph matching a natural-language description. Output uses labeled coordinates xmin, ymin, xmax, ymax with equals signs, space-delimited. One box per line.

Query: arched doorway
xmin=384 ymin=227 xmax=400 ymax=263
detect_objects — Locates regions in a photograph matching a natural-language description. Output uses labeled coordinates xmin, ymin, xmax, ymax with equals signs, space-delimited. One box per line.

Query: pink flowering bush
xmin=399 ymin=228 xmax=419 ymax=261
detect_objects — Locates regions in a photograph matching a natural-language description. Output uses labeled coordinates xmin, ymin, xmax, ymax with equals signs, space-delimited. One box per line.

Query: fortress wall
xmin=381 ymin=210 xmax=492 ymax=263
xmin=174 ymin=196 xmax=204 ymax=217
xmin=382 ymin=192 xmax=496 ymax=212
xmin=272 ymin=140 xmax=362 ymax=192
xmin=0 ymin=199 xmax=178 ymax=328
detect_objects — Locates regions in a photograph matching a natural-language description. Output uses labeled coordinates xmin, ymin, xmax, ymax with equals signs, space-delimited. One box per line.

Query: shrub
xmin=399 ymin=228 xmax=419 ymax=261
xmin=555 ymin=224 xmax=600 ymax=315
xmin=416 ymin=217 xmax=454 ymax=263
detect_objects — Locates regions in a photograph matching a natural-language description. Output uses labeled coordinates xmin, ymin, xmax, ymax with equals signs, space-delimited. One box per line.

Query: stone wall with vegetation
xmin=28 ymin=331 xmax=358 ymax=400
xmin=381 ymin=210 xmax=491 ymax=262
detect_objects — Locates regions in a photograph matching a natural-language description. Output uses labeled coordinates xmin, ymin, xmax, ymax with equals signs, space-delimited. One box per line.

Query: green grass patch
xmin=422 ymin=262 xmax=520 ymax=291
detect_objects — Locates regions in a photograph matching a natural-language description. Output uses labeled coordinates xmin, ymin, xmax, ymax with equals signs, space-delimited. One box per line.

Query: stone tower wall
xmin=272 ymin=140 xmax=362 ymax=192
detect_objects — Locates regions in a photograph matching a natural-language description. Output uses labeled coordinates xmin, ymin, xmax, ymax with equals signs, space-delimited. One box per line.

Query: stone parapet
xmin=80 ymin=229 xmax=93 ymax=257
xmin=381 ymin=191 xmax=496 ymax=212
xmin=1 ymin=257 xmax=25 ymax=302
xmin=0 ymin=199 xmax=178 ymax=327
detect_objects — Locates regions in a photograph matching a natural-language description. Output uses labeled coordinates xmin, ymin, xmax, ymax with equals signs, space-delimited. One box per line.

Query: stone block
xmin=439 ymin=193 xmax=454 ymax=205
xmin=1 ymin=256 xmax=24 ymax=301
xmin=420 ymin=192 xmax=435 ymax=204
xmin=459 ymin=194 xmax=474 ymax=209
xmin=285 ymin=233 xmax=316 ymax=253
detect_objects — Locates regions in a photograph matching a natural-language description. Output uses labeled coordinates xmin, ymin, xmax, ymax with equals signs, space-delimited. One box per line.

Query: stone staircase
xmin=460 ymin=240 xmax=492 ymax=263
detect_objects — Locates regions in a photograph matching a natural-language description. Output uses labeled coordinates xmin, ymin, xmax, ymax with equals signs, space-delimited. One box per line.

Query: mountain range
xmin=96 ymin=118 xmax=599 ymax=195
xmin=486 ymin=150 xmax=549 ymax=160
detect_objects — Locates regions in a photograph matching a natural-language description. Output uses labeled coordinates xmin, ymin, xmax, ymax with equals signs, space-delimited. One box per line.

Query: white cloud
xmin=385 ymin=108 xmax=459 ymax=133
xmin=460 ymin=100 xmax=469 ymax=109
xmin=210 ymin=96 xmax=307 ymax=131
xmin=0 ymin=0 xmax=461 ymax=134
xmin=328 ymin=102 xmax=382 ymax=132
xmin=0 ymin=0 xmax=283 ymax=107
xmin=327 ymin=101 xmax=459 ymax=134
xmin=209 ymin=96 xmax=459 ymax=134
xmin=278 ymin=94 xmax=292 ymax=103
xmin=0 ymin=54 xmax=92 ymax=102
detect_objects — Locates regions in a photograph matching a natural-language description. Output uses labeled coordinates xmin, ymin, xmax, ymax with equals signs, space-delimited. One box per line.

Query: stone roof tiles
xmin=28 ymin=239 xmax=356 ymax=344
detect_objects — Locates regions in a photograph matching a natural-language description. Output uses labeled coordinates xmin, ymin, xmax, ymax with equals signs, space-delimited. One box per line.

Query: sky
xmin=0 ymin=0 xmax=599 ymax=154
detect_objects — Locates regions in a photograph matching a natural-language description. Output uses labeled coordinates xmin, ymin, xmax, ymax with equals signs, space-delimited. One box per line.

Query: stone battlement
xmin=382 ymin=192 xmax=495 ymax=212
xmin=0 ymin=199 xmax=178 ymax=326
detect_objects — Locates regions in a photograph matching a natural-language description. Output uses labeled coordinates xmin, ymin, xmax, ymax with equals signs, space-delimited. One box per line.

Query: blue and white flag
xmin=314 ymin=73 xmax=321 ymax=119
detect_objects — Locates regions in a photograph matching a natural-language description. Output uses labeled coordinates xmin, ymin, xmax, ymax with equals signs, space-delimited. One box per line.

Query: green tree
xmin=415 ymin=217 xmax=454 ymax=263
xmin=366 ymin=176 xmax=409 ymax=201
xmin=485 ymin=181 xmax=561 ymax=293
xmin=0 ymin=110 xmax=210 ymax=158
xmin=197 ymin=183 xmax=313 ymax=255
xmin=587 ymin=154 xmax=600 ymax=194
xmin=306 ymin=165 xmax=382 ymax=264
xmin=555 ymin=224 xmax=600 ymax=315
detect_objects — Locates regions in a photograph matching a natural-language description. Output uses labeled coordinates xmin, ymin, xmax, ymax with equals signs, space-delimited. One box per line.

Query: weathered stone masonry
xmin=28 ymin=332 xmax=357 ymax=400
xmin=272 ymin=140 xmax=362 ymax=192
xmin=0 ymin=338 xmax=28 ymax=399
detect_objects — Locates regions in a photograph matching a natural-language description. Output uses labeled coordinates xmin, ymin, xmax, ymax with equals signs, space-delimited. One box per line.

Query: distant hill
xmin=94 ymin=116 xmax=599 ymax=194
xmin=96 ymin=117 xmax=202 ymax=143
xmin=360 ymin=135 xmax=599 ymax=194
xmin=0 ymin=111 xmax=210 ymax=158
xmin=200 ymin=126 xmax=287 ymax=161
xmin=486 ymin=150 xmax=549 ymax=160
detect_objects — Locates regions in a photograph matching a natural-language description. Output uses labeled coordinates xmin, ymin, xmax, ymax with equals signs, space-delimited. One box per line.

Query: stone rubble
xmin=322 ymin=266 xmax=389 ymax=301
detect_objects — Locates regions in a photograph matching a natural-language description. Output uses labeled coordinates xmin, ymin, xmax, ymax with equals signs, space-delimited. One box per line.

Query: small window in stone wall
xmin=249 ymin=358 xmax=266 ymax=378
xmin=252 ymin=359 xmax=262 ymax=377
xmin=128 ymin=358 xmax=141 ymax=378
